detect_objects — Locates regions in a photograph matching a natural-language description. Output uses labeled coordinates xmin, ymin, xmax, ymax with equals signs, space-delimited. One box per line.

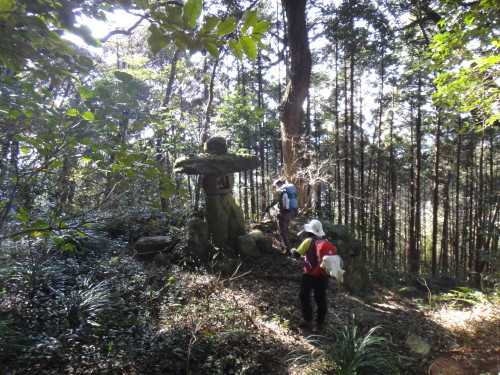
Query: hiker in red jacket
xmin=291 ymin=219 xmax=329 ymax=331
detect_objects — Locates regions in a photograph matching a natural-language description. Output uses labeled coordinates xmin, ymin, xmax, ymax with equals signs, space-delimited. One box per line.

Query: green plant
xmin=438 ymin=287 xmax=487 ymax=308
xmin=0 ymin=318 xmax=30 ymax=363
xmin=64 ymin=278 xmax=116 ymax=328
xmin=306 ymin=321 xmax=406 ymax=375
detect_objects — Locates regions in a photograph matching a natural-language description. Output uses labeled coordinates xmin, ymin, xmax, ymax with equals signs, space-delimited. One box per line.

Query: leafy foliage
xmin=430 ymin=0 xmax=500 ymax=129
xmin=435 ymin=286 xmax=488 ymax=308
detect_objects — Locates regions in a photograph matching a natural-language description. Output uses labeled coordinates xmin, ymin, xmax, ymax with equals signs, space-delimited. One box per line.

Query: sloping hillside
xmin=1 ymin=230 xmax=498 ymax=374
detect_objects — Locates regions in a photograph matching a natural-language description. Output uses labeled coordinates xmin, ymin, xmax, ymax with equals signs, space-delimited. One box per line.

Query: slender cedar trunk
xmin=388 ymin=95 xmax=397 ymax=266
xmin=193 ymin=57 xmax=219 ymax=212
xmin=374 ymin=93 xmax=383 ymax=268
xmin=454 ymin=128 xmax=462 ymax=276
xmin=327 ymin=184 xmax=332 ymax=220
xmin=485 ymin=131 xmax=497 ymax=275
xmin=312 ymin=96 xmax=322 ymax=215
xmin=413 ymin=77 xmax=423 ymax=274
xmin=279 ymin=0 xmax=311 ymax=206
xmin=159 ymin=49 xmax=181 ymax=212
xmin=431 ymin=109 xmax=441 ymax=275
xmin=343 ymin=57 xmax=350 ymax=225
xmin=334 ymin=41 xmax=342 ymax=223
xmin=304 ymin=92 xmax=312 ymax=213
xmin=439 ymin=166 xmax=451 ymax=272
xmin=408 ymin=77 xmax=423 ymax=274
xmin=465 ymin=141 xmax=474 ymax=277
xmin=474 ymin=133 xmax=485 ymax=288
xmin=377 ymin=58 xmax=385 ymax=267
xmin=408 ymin=105 xmax=417 ymax=273
xmin=349 ymin=53 xmax=356 ymax=229
xmin=359 ymin=92 xmax=366 ymax=246
xmin=242 ymin=172 xmax=248 ymax=218
xmin=257 ymin=54 xmax=267 ymax=214
xmin=250 ymin=169 xmax=256 ymax=218
xmin=239 ymin=63 xmax=255 ymax=217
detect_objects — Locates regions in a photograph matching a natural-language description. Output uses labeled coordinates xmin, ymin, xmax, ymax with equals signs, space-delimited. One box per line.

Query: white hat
xmin=304 ymin=219 xmax=325 ymax=236
xmin=273 ymin=179 xmax=284 ymax=187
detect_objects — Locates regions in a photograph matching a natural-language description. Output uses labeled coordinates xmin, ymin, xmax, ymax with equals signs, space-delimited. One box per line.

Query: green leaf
xmin=182 ymin=0 xmax=202 ymax=29
xmin=216 ymin=17 xmax=238 ymax=36
xmin=77 ymin=86 xmax=94 ymax=99
xmin=148 ymin=25 xmax=171 ymax=55
xmin=71 ymin=25 xmax=101 ymax=47
xmin=67 ymin=109 xmax=80 ymax=116
xmin=241 ymin=11 xmax=258 ymax=33
xmin=240 ymin=36 xmax=257 ymax=61
xmin=252 ymin=20 xmax=270 ymax=34
xmin=82 ymin=111 xmax=95 ymax=120
xmin=228 ymin=39 xmax=243 ymax=60
xmin=114 ymin=71 xmax=134 ymax=82
xmin=200 ymin=15 xmax=219 ymax=33
xmin=203 ymin=39 xmax=220 ymax=59
xmin=16 ymin=212 xmax=29 ymax=223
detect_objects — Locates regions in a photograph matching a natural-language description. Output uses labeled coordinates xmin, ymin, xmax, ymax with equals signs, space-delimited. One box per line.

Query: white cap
xmin=273 ymin=179 xmax=284 ymax=187
xmin=303 ymin=219 xmax=325 ymax=237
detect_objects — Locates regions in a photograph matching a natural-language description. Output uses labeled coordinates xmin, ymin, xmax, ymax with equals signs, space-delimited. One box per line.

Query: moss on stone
xmin=174 ymin=153 xmax=260 ymax=175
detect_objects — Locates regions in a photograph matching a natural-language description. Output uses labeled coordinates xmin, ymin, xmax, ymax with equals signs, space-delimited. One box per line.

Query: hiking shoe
xmin=298 ymin=318 xmax=314 ymax=329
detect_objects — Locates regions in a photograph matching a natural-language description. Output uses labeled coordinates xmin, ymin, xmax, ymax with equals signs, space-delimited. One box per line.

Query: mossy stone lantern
xmin=174 ymin=137 xmax=259 ymax=250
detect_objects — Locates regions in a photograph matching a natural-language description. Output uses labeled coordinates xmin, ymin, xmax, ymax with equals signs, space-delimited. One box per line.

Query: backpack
xmin=308 ymin=239 xmax=338 ymax=278
xmin=280 ymin=183 xmax=298 ymax=212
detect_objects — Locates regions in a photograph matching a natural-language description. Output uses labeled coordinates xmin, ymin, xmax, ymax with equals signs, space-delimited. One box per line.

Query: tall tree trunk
xmin=349 ymin=52 xmax=356 ymax=228
xmin=408 ymin=105 xmax=417 ymax=273
xmin=159 ymin=48 xmax=181 ymax=212
xmin=431 ymin=109 xmax=441 ymax=275
xmin=474 ymin=133 xmax=486 ymax=288
xmin=257 ymin=54 xmax=267 ymax=214
xmin=193 ymin=57 xmax=219 ymax=212
xmin=334 ymin=40 xmax=342 ymax=223
xmin=388 ymin=94 xmax=397 ymax=267
xmin=279 ymin=0 xmax=311 ymax=207
xmin=439 ymin=166 xmax=451 ymax=272
xmin=453 ymin=128 xmax=462 ymax=277
xmin=343 ymin=57 xmax=350 ymax=224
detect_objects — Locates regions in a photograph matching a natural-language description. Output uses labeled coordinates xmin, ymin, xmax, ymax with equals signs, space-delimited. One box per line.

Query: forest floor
xmin=1 ymin=223 xmax=499 ymax=375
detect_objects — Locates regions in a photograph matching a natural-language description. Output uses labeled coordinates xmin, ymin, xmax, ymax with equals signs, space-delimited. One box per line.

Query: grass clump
xmin=301 ymin=319 xmax=409 ymax=375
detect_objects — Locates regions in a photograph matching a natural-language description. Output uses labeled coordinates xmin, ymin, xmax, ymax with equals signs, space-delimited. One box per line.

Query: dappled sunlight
xmin=428 ymin=302 xmax=500 ymax=373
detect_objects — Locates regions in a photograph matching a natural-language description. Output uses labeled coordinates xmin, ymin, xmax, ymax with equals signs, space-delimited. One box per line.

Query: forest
xmin=0 ymin=0 xmax=498 ymax=374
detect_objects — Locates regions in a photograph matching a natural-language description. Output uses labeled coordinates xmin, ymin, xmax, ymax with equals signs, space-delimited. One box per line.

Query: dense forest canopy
xmin=0 ymin=0 xmax=498 ymax=280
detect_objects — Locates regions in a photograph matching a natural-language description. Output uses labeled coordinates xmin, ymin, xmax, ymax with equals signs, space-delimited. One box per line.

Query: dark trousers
xmin=277 ymin=211 xmax=292 ymax=251
xmin=299 ymin=273 xmax=328 ymax=324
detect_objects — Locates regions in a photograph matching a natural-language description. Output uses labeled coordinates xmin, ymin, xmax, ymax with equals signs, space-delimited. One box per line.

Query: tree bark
xmin=279 ymin=0 xmax=311 ymax=206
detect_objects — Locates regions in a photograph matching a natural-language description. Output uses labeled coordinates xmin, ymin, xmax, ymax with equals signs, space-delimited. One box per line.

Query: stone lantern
xmin=174 ymin=137 xmax=259 ymax=251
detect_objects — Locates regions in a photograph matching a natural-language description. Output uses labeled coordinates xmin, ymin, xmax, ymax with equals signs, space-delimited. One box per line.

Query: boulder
xmin=253 ymin=235 xmax=273 ymax=253
xmin=135 ymin=236 xmax=169 ymax=260
xmin=237 ymin=235 xmax=259 ymax=260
